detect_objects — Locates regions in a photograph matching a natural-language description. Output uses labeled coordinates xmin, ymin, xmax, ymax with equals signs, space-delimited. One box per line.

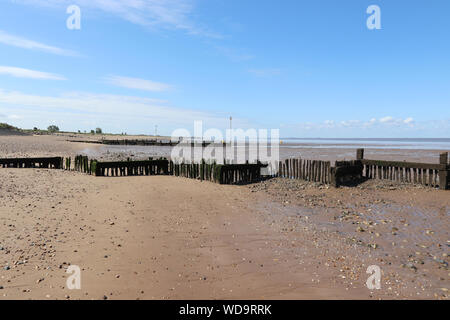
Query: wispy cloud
xmin=0 ymin=66 xmax=66 ymax=80
xmin=12 ymin=0 xmax=220 ymax=38
xmin=0 ymin=88 xmax=235 ymax=130
xmin=291 ymin=116 xmax=419 ymax=131
xmin=280 ymin=116 xmax=450 ymax=137
xmin=8 ymin=114 xmax=22 ymax=120
xmin=104 ymin=75 xmax=171 ymax=92
xmin=247 ymin=68 xmax=281 ymax=77
xmin=0 ymin=30 xmax=78 ymax=56
xmin=215 ymin=46 xmax=255 ymax=62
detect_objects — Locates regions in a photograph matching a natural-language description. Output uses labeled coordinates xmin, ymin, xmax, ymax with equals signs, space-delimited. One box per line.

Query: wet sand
xmin=250 ymin=179 xmax=449 ymax=299
xmin=0 ymin=134 xmax=448 ymax=300
xmin=0 ymin=134 xmax=91 ymax=158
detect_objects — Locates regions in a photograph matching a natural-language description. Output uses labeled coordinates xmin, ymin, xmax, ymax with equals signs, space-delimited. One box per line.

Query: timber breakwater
xmin=1 ymin=149 xmax=449 ymax=189
xmin=67 ymin=138 xmax=220 ymax=147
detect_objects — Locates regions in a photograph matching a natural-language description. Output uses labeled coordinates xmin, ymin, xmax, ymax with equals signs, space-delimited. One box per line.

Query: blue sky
xmin=0 ymin=0 xmax=449 ymax=137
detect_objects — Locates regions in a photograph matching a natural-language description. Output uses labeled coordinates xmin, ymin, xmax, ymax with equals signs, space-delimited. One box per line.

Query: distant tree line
xmin=47 ymin=125 xmax=59 ymax=133
xmin=45 ymin=125 xmax=103 ymax=134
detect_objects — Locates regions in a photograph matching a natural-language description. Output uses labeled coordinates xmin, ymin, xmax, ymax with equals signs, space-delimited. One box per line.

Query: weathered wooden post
xmin=439 ymin=152 xmax=449 ymax=190
xmin=330 ymin=167 xmax=338 ymax=187
xmin=356 ymin=148 xmax=364 ymax=160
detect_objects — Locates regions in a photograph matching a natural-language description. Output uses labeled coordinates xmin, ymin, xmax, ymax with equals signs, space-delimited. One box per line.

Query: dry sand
xmin=0 ymin=135 xmax=448 ymax=300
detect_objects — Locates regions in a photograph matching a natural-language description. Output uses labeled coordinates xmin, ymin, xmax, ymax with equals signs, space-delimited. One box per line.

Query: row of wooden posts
xmin=92 ymin=159 xmax=169 ymax=177
xmin=358 ymin=149 xmax=449 ymax=190
xmin=361 ymin=161 xmax=441 ymax=187
xmin=68 ymin=138 xmax=218 ymax=147
xmin=274 ymin=149 xmax=449 ymax=189
xmin=64 ymin=156 xmax=267 ymax=185
xmin=0 ymin=157 xmax=62 ymax=169
xmin=73 ymin=155 xmax=94 ymax=174
xmin=278 ymin=158 xmax=331 ymax=184
xmin=171 ymin=162 xmax=266 ymax=184
xmin=1 ymin=149 xmax=449 ymax=189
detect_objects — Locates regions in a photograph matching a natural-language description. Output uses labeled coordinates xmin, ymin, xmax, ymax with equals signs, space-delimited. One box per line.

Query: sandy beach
xmin=1 ymin=0 xmax=449 ymax=308
xmin=0 ymin=134 xmax=448 ymax=300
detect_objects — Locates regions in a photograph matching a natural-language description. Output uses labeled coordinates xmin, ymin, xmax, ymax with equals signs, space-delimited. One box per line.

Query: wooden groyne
xmin=64 ymin=156 xmax=267 ymax=185
xmin=93 ymin=159 xmax=169 ymax=177
xmin=0 ymin=157 xmax=62 ymax=169
xmin=275 ymin=149 xmax=449 ymax=190
xmin=172 ymin=161 xmax=267 ymax=185
xmin=68 ymin=139 xmax=218 ymax=147
xmin=357 ymin=149 xmax=449 ymax=190
xmin=329 ymin=149 xmax=449 ymax=189
xmin=277 ymin=158 xmax=331 ymax=184
xmin=101 ymin=139 xmax=177 ymax=146
xmin=73 ymin=155 xmax=93 ymax=174
xmin=1 ymin=149 xmax=448 ymax=189
xmin=331 ymin=160 xmax=364 ymax=187
xmin=67 ymin=139 xmax=176 ymax=146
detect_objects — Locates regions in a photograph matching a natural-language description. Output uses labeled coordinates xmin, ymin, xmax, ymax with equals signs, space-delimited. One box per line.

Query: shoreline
xmin=1 ymin=134 xmax=448 ymax=164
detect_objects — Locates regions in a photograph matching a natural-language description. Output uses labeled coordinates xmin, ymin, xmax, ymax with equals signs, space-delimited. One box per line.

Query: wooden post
xmin=356 ymin=148 xmax=364 ymax=160
xmin=439 ymin=152 xmax=449 ymax=190
xmin=303 ymin=159 xmax=306 ymax=180
xmin=330 ymin=167 xmax=337 ymax=187
xmin=314 ymin=161 xmax=319 ymax=182
xmin=298 ymin=159 xmax=302 ymax=180
xmin=293 ymin=158 xmax=297 ymax=179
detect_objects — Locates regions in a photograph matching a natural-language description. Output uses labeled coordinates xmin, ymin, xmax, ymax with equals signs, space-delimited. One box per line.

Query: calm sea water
xmin=81 ymin=138 xmax=449 ymax=164
xmin=282 ymin=138 xmax=450 ymax=150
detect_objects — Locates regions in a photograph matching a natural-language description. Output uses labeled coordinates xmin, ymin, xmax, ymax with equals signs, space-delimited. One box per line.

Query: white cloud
xmin=377 ymin=116 xmax=415 ymax=127
xmin=293 ymin=116 xmax=420 ymax=131
xmin=340 ymin=120 xmax=360 ymax=127
xmin=404 ymin=117 xmax=414 ymax=124
xmin=379 ymin=116 xmax=394 ymax=123
xmin=12 ymin=0 xmax=219 ymax=38
xmin=104 ymin=75 xmax=171 ymax=92
xmin=0 ymin=89 xmax=234 ymax=129
xmin=0 ymin=66 xmax=66 ymax=80
xmin=0 ymin=30 xmax=77 ymax=56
